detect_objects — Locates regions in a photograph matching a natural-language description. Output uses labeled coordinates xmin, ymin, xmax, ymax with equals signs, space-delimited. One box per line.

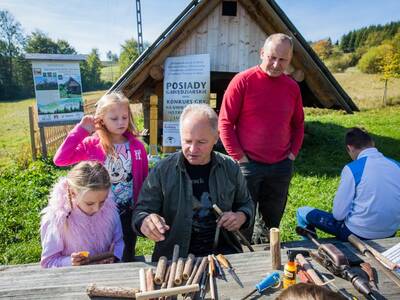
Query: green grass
xmin=101 ymin=65 xmax=119 ymax=83
xmin=0 ymin=98 xmax=35 ymax=167
xmin=281 ymin=106 xmax=400 ymax=241
xmin=0 ymin=81 xmax=399 ymax=264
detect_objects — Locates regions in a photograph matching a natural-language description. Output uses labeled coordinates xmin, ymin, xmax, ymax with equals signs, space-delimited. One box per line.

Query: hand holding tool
xmin=213 ymin=204 xmax=254 ymax=252
xmin=216 ymin=254 xmax=243 ymax=288
xmin=240 ymin=272 xmax=280 ymax=300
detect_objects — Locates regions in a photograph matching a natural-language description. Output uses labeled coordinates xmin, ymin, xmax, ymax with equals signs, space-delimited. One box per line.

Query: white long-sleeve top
xmin=333 ymin=147 xmax=400 ymax=239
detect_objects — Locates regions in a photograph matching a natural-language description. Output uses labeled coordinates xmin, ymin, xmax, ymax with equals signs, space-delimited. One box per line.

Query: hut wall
xmin=171 ymin=2 xmax=266 ymax=73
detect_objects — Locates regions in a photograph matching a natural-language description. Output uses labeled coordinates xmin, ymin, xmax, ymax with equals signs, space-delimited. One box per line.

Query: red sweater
xmin=219 ymin=66 xmax=304 ymax=164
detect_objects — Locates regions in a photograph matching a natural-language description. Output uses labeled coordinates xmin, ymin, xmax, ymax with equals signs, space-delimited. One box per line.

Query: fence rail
xmin=29 ymin=97 xmax=143 ymax=160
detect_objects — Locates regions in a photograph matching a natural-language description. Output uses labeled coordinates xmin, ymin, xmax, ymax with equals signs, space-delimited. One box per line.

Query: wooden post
xmin=150 ymin=94 xmax=158 ymax=156
xmin=383 ymin=79 xmax=388 ymax=107
xmin=209 ymin=93 xmax=217 ymax=108
xmin=39 ymin=125 xmax=48 ymax=159
xmin=28 ymin=106 xmax=37 ymax=161
xmin=270 ymin=228 xmax=281 ymax=270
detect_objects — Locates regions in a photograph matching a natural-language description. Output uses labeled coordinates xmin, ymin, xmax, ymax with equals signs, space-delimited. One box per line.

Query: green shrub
xmin=0 ymin=159 xmax=62 ymax=264
xmin=325 ymin=53 xmax=357 ymax=72
xmin=357 ymin=44 xmax=390 ymax=73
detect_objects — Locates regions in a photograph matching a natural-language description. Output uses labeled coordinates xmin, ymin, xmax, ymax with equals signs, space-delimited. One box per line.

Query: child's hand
xmin=79 ymin=115 xmax=96 ymax=134
xmin=71 ymin=252 xmax=89 ymax=266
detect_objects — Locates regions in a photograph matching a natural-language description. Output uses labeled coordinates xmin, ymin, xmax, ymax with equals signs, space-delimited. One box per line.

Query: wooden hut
xmin=108 ymin=0 xmax=357 ymax=141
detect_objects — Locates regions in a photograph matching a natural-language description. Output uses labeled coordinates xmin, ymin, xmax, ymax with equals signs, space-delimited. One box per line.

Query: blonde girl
xmin=54 ymin=92 xmax=148 ymax=262
xmin=40 ymin=161 xmax=124 ymax=268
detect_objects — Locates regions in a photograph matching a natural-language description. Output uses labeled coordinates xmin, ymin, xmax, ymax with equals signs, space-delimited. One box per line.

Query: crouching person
xmin=297 ymin=127 xmax=400 ymax=241
xmin=132 ymin=104 xmax=254 ymax=261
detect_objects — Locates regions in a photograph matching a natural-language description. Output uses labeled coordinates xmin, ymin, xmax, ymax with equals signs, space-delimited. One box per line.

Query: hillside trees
xmin=25 ymin=31 xmax=76 ymax=54
xmin=80 ymin=48 xmax=103 ymax=91
xmin=119 ymin=38 xmax=139 ymax=76
xmin=0 ymin=10 xmax=32 ymax=99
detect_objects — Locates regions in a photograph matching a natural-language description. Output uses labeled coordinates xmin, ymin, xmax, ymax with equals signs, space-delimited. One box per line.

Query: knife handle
xmin=216 ymin=254 xmax=230 ymax=269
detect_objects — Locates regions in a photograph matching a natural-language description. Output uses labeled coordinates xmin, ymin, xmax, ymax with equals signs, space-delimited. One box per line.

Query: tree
xmin=381 ymin=33 xmax=400 ymax=105
xmin=56 ymin=39 xmax=76 ymax=54
xmin=0 ymin=10 xmax=26 ymax=99
xmin=25 ymin=30 xmax=76 ymax=54
xmin=80 ymin=48 xmax=102 ymax=91
xmin=357 ymin=44 xmax=389 ymax=74
xmin=119 ymin=38 xmax=139 ymax=76
xmin=311 ymin=39 xmax=333 ymax=60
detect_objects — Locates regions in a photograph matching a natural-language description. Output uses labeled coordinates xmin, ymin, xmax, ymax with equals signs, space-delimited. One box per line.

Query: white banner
xmin=163 ymin=54 xmax=210 ymax=147
xmin=32 ymin=61 xmax=84 ymax=125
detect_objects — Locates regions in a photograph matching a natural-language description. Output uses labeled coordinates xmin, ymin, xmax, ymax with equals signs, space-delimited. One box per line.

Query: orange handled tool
xmin=216 ymin=254 xmax=243 ymax=288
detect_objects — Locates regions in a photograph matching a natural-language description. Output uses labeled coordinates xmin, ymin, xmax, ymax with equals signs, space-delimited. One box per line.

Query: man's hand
xmin=217 ymin=211 xmax=247 ymax=231
xmin=141 ymin=213 xmax=170 ymax=242
xmin=238 ymin=155 xmax=249 ymax=164
xmin=71 ymin=252 xmax=89 ymax=266
xmin=288 ymin=152 xmax=296 ymax=161
xmin=79 ymin=115 xmax=96 ymax=134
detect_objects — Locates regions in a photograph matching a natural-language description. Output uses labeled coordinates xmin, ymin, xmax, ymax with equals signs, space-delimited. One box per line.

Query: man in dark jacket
xmin=132 ymin=104 xmax=254 ymax=261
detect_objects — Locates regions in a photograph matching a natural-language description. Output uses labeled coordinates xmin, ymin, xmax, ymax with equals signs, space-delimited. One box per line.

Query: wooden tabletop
xmin=0 ymin=238 xmax=399 ymax=299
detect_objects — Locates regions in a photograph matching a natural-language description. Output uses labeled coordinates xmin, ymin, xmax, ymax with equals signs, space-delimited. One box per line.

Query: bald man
xmin=133 ymin=104 xmax=254 ymax=261
xmin=219 ymin=33 xmax=304 ymax=243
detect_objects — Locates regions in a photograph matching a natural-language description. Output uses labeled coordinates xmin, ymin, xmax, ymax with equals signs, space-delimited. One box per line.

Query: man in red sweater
xmin=218 ymin=33 xmax=304 ymax=243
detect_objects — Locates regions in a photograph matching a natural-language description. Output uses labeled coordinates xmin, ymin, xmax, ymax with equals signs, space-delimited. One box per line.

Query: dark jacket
xmin=133 ymin=151 xmax=254 ymax=261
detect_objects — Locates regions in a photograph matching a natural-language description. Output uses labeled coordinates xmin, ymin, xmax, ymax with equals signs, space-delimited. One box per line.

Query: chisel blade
xmin=228 ymin=268 xmax=244 ymax=288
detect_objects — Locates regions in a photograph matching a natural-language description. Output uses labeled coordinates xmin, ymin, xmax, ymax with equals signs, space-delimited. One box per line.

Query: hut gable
xmin=172 ymin=2 xmax=266 ymax=72
xmin=109 ymin=0 xmax=357 ymax=115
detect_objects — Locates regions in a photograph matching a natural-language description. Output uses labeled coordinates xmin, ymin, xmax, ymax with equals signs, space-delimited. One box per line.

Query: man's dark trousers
xmin=239 ymin=157 xmax=293 ymax=242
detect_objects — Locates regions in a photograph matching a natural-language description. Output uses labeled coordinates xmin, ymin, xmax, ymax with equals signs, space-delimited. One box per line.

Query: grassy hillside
xmin=335 ymin=68 xmax=400 ymax=109
xmin=101 ymin=65 xmax=119 ymax=83
xmin=0 ymin=91 xmax=105 ymax=167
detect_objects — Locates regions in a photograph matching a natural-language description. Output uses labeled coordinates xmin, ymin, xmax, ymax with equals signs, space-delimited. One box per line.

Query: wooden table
xmin=1 ymin=238 xmax=399 ymax=299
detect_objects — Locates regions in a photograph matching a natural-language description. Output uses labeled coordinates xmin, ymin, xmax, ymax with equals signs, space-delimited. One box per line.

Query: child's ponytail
xmin=66 ymin=161 xmax=111 ymax=197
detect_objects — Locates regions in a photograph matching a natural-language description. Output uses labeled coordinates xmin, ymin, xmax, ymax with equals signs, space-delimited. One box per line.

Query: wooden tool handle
xmin=270 ymin=227 xmax=281 ymax=270
xmin=216 ymin=254 xmax=230 ymax=269
xmin=161 ymin=265 xmax=171 ymax=289
xmin=296 ymin=254 xmax=324 ymax=285
xmin=86 ymin=284 xmax=139 ymax=298
xmin=146 ymin=268 xmax=155 ymax=292
xmin=174 ymin=257 xmax=185 ymax=285
xmin=348 ymin=234 xmax=368 ymax=253
xmin=154 ymin=256 xmax=168 ymax=285
xmin=183 ymin=254 xmax=195 ymax=280
xmin=135 ymin=284 xmax=199 ymax=300
xmin=139 ymin=268 xmax=147 ymax=292
xmin=192 ymin=257 xmax=208 ymax=284
xmin=212 ymin=204 xmax=224 ymax=216
xmin=349 ymin=234 xmax=397 ymax=270
xmin=167 ymin=245 xmax=180 ymax=288
xmin=186 ymin=257 xmax=201 ymax=285
xmin=85 ymin=251 xmax=114 ymax=264
xmin=208 ymin=255 xmax=215 ymax=276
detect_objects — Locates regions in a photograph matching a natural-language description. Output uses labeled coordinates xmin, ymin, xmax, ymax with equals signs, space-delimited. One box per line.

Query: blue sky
xmin=2 ymin=0 xmax=400 ymax=60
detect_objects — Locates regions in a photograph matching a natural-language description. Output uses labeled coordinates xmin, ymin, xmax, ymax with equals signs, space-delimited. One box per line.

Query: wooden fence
xmin=29 ymin=98 xmax=97 ymax=160
xmin=29 ymin=98 xmax=143 ymax=160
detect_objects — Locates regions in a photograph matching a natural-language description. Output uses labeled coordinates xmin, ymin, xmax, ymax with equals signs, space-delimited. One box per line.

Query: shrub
xmin=0 ymin=159 xmax=62 ymax=264
xmin=357 ymin=44 xmax=391 ymax=73
xmin=325 ymin=53 xmax=357 ymax=73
